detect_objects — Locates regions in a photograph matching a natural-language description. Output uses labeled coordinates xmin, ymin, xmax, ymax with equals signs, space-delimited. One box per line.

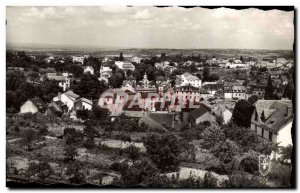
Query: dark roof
xmin=190 ymin=104 xmax=212 ymax=120
xmin=149 ymin=112 xmax=174 ymax=128
xmin=254 ymin=100 xmax=293 ymax=133
xmin=54 ymin=100 xmax=64 ymax=107
xmin=31 ymin=98 xmax=47 ymax=111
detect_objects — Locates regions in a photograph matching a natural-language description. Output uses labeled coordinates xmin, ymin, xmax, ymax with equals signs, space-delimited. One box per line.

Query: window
xmin=269 ymin=131 xmax=273 ymax=142
xmin=255 ymin=111 xmax=258 ymax=121
xmin=262 ymin=128 xmax=264 ymax=138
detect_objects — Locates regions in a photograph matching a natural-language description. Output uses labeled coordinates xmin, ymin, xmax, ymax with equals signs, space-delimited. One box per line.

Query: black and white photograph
xmin=5 ymin=5 xmax=295 ymax=188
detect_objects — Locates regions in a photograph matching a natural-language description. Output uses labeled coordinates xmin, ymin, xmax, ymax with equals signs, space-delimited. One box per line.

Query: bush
xmin=143 ymin=133 xmax=182 ymax=173
xmin=124 ymin=145 xmax=141 ymax=162
xmin=268 ymin=162 xmax=291 ymax=187
xmin=203 ymin=172 xmax=218 ymax=187
xmin=83 ymin=138 xmax=95 ymax=149
xmin=225 ymin=171 xmax=266 ymax=187
xmin=240 ymin=155 xmax=258 ymax=174
xmin=26 ymin=162 xmax=53 ymax=180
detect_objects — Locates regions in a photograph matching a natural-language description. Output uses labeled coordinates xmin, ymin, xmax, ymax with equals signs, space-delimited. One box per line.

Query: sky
xmin=6 ymin=6 xmax=294 ymax=50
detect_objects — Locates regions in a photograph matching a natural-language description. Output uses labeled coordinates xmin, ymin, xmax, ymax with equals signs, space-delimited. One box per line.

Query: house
xmin=20 ymin=98 xmax=47 ymax=114
xmin=83 ymin=66 xmax=94 ymax=75
xmin=48 ymin=100 xmax=68 ymax=115
xmin=148 ymin=112 xmax=176 ymax=128
xmin=189 ymin=104 xmax=216 ymax=126
xmin=53 ymin=91 xmax=81 ymax=111
xmin=224 ymin=85 xmax=247 ymax=100
xmin=250 ymin=100 xmax=293 ymax=159
xmin=175 ymin=85 xmax=201 ymax=102
xmin=201 ymin=81 xmax=223 ymax=95
xmin=131 ymin=57 xmax=142 ymax=64
xmin=74 ymin=97 xmax=93 ymax=110
xmin=247 ymin=78 xmax=268 ymax=99
xmin=225 ymin=59 xmax=248 ymax=69
xmin=99 ymin=66 xmax=113 ymax=83
xmin=72 ymin=55 xmax=88 ymax=64
xmin=213 ymin=105 xmax=232 ymax=124
xmin=114 ymin=61 xmax=135 ymax=71
xmin=45 ymin=73 xmax=71 ymax=91
xmin=176 ymin=72 xmax=202 ymax=88
xmin=138 ymin=114 xmax=168 ymax=132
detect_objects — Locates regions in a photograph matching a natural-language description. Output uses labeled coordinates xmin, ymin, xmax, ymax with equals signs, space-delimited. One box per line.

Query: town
xmin=6 ymin=48 xmax=294 ymax=187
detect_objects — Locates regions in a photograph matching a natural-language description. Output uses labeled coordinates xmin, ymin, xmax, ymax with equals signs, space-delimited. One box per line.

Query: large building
xmin=176 ymin=72 xmax=202 ymax=88
xmin=250 ymin=100 xmax=293 ymax=159
xmin=114 ymin=61 xmax=135 ymax=71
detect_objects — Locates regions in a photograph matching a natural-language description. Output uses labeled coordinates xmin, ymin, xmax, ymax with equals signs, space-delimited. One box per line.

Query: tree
xmin=28 ymin=71 xmax=40 ymax=84
xmin=232 ymin=99 xmax=254 ymax=128
xmin=124 ymin=145 xmax=141 ymax=163
xmin=143 ymin=133 xmax=182 ymax=172
xmin=26 ymin=162 xmax=53 ymax=179
xmin=109 ymin=72 xmax=124 ymax=88
xmin=264 ymin=75 xmax=275 ymax=100
xmin=283 ymin=81 xmax=294 ymax=100
xmin=23 ymin=129 xmax=36 ymax=151
xmin=64 ymin=146 xmax=78 ymax=161
xmin=247 ymin=95 xmax=258 ymax=105
xmin=119 ymin=52 xmax=124 ymax=61
xmin=76 ymin=109 xmax=90 ymax=120
xmin=280 ymin=145 xmax=293 ymax=163
xmin=240 ymin=155 xmax=258 ymax=174
xmin=66 ymin=162 xmax=85 ymax=184
xmin=202 ymin=67 xmax=210 ymax=82
xmin=119 ymin=159 xmax=160 ymax=186
xmin=203 ymin=172 xmax=218 ymax=187
xmin=161 ymin=53 xmax=167 ymax=60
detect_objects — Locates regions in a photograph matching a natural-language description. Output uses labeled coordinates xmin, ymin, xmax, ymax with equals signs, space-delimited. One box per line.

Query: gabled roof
xmin=190 ymin=104 xmax=213 ymax=120
xmin=31 ymin=97 xmax=47 ymax=111
xmin=149 ymin=112 xmax=174 ymax=128
xmin=64 ymin=90 xmax=80 ymax=101
xmin=254 ymin=100 xmax=293 ymax=133
xmin=81 ymin=97 xmax=93 ymax=105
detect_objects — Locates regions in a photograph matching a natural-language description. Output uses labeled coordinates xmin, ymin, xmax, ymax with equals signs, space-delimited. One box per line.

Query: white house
xmin=177 ymin=72 xmax=202 ymax=88
xmin=213 ymin=106 xmax=232 ymax=124
xmin=131 ymin=57 xmax=142 ymax=64
xmin=224 ymin=85 xmax=247 ymax=100
xmin=114 ymin=61 xmax=135 ymax=71
xmin=250 ymin=100 xmax=293 ymax=159
xmin=83 ymin=66 xmax=94 ymax=75
xmin=53 ymin=91 xmax=81 ymax=111
xmin=20 ymin=98 xmax=47 ymax=114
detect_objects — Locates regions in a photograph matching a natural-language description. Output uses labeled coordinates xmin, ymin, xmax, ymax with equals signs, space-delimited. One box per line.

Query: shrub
xmin=26 ymin=162 xmax=53 ymax=180
xmin=203 ymin=172 xmax=218 ymax=187
xmin=225 ymin=171 xmax=266 ymax=187
xmin=240 ymin=155 xmax=259 ymax=174
xmin=268 ymin=162 xmax=291 ymax=187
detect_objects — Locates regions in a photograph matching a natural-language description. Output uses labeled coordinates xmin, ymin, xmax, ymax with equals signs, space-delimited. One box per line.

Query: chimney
xmin=285 ymin=106 xmax=292 ymax=117
xmin=58 ymin=92 xmax=62 ymax=100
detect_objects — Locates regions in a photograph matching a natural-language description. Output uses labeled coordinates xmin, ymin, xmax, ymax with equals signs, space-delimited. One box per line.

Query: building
xmin=225 ymin=59 xmax=248 ymax=69
xmin=20 ymin=98 xmax=47 ymax=114
xmin=53 ymin=91 xmax=81 ymax=111
xmin=189 ymin=104 xmax=216 ymax=126
xmin=72 ymin=55 xmax=88 ymax=64
xmin=83 ymin=66 xmax=94 ymax=75
xmin=45 ymin=73 xmax=71 ymax=91
xmin=74 ymin=97 xmax=93 ymax=110
xmin=176 ymin=72 xmax=202 ymax=88
xmin=114 ymin=61 xmax=135 ymax=71
xmin=201 ymin=81 xmax=223 ymax=95
xmin=250 ymin=100 xmax=293 ymax=159
xmin=131 ymin=57 xmax=142 ymax=64
xmin=224 ymin=85 xmax=247 ymax=100
xmin=213 ymin=105 xmax=232 ymax=124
